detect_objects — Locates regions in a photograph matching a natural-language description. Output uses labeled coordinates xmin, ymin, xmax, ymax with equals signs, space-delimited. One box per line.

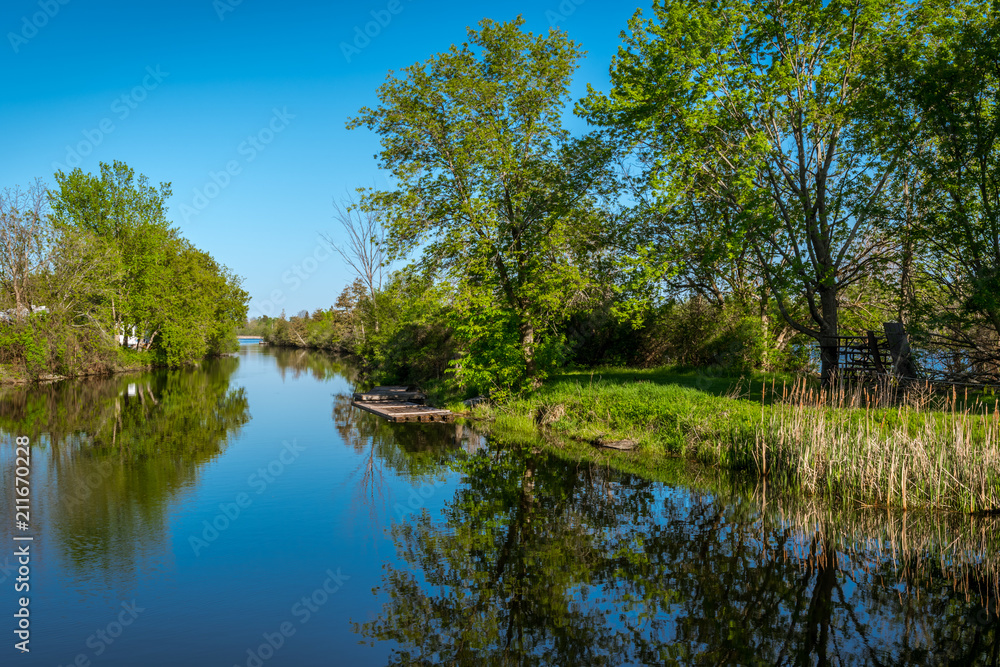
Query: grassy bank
xmin=467 ymin=366 xmax=1000 ymax=514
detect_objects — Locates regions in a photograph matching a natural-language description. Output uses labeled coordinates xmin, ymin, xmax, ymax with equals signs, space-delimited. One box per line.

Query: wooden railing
xmin=819 ymin=323 xmax=920 ymax=380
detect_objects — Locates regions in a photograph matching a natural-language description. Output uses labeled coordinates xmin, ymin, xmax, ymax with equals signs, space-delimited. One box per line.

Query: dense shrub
xmin=0 ymin=313 xmax=121 ymax=380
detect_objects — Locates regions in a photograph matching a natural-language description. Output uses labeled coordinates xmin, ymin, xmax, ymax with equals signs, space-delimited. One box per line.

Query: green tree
xmin=1 ymin=177 xmax=124 ymax=379
xmin=146 ymin=238 xmax=249 ymax=365
xmin=883 ymin=0 xmax=1000 ymax=379
xmin=49 ymin=161 xmax=247 ymax=365
xmin=50 ymin=160 xmax=175 ymax=347
xmin=581 ymin=0 xmax=905 ymax=382
xmin=349 ymin=17 xmax=612 ymax=392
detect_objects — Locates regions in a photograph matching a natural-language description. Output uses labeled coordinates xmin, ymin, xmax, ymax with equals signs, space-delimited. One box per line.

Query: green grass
xmin=472 ymin=365 xmax=1000 ymax=514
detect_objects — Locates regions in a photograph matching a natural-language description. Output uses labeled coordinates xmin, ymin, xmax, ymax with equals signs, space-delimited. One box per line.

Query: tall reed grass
xmin=718 ymin=378 xmax=1000 ymax=513
xmin=510 ymin=372 xmax=1000 ymax=514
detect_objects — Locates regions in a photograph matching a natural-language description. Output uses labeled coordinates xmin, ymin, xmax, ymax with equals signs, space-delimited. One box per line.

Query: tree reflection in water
xmin=331 ymin=391 xmax=484 ymax=522
xmin=268 ymin=346 xmax=359 ymax=384
xmin=0 ymin=357 xmax=249 ymax=585
xmin=357 ymin=435 xmax=1000 ymax=665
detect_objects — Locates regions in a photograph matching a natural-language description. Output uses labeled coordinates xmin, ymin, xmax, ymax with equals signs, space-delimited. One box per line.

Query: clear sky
xmin=1 ymin=0 xmax=642 ymax=318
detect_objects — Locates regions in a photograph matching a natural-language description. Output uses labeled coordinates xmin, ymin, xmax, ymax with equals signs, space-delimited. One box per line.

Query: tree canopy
xmin=580 ymin=0 xmax=906 ymax=382
xmin=349 ymin=16 xmax=614 ymax=392
xmin=1 ymin=160 xmax=246 ymax=379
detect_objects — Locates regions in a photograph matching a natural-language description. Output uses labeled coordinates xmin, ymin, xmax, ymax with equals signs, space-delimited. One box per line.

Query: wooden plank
xmin=369 ymin=404 xmax=448 ymax=415
xmin=353 ymin=400 xmax=419 ymax=410
xmin=354 ymin=385 xmax=427 ymax=403
xmin=351 ymin=399 xmax=454 ymax=423
xmin=365 ymin=401 xmax=435 ymax=411
xmin=393 ymin=413 xmax=452 ymax=423
xmin=353 ymin=391 xmax=425 ymax=402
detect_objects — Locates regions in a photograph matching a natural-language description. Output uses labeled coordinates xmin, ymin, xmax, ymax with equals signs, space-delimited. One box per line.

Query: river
xmin=0 ymin=346 xmax=997 ymax=665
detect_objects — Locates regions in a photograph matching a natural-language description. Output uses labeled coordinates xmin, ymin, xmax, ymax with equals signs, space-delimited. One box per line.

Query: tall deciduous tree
xmin=50 ymin=160 xmax=175 ymax=345
xmin=0 ymin=178 xmax=51 ymax=319
xmin=49 ymin=160 xmax=247 ymax=364
xmin=883 ymin=0 xmax=1000 ymax=379
xmin=349 ymin=17 xmax=612 ymax=391
xmin=582 ymin=0 xmax=904 ymax=382
xmin=146 ymin=237 xmax=249 ymax=365
xmin=323 ymin=190 xmax=387 ymax=335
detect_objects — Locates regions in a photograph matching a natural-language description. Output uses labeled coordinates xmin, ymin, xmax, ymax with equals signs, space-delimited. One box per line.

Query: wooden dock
xmin=351 ymin=386 xmax=455 ymax=423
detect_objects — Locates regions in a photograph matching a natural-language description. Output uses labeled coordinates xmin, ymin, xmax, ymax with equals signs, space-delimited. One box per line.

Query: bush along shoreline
xmin=470 ymin=368 xmax=1000 ymax=515
xmin=1 ymin=161 xmax=248 ymax=383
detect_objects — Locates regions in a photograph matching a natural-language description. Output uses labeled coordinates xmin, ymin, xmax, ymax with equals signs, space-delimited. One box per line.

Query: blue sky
xmin=1 ymin=0 xmax=642 ymax=318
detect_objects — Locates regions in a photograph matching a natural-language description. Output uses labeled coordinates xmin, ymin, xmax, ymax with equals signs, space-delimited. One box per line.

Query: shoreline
xmin=458 ymin=367 xmax=1000 ymax=515
xmin=0 ymin=351 xmax=242 ymax=387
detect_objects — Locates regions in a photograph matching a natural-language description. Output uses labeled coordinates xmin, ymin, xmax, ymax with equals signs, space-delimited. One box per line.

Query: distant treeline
xmin=248 ymin=273 xmax=810 ymax=396
xmin=0 ymin=161 xmax=248 ymax=382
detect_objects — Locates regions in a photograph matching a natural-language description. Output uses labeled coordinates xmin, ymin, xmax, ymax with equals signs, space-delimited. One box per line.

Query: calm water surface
xmin=1 ymin=347 xmax=997 ymax=666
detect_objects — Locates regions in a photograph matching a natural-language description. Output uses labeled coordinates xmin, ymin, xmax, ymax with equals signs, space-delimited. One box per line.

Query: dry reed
xmin=729 ymin=377 xmax=1000 ymax=513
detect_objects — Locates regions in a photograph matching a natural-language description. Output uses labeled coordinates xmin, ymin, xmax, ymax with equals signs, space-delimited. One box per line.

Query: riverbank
xmin=464 ymin=366 xmax=1000 ymax=514
xmin=0 ymin=356 xmax=148 ymax=386
xmin=0 ymin=347 xmax=240 ymax=386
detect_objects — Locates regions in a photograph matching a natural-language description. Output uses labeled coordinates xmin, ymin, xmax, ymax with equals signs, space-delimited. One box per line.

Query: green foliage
xmin=45 ymin=161 xmax=247 ymax=369
xmin=564 ymin=294 xmax=808 ymax=373
xmin=50 ymin=160 xmax=175 ymax=336
xmin=147 ymin=239 xmax=248 ymax=366
xmin=260 ymin=269 xmax=458 ymax=388
xmin=349 ymin=16 xmax=612 ymax=392
xmin=581 ymin=0 xmax=906 ymax=381
xmin=494 ymin=366 xmax=1000 ymax=512
xmin=879 ymin=0 xmax=1000 ymax=374
xmin=447 ymin=295 xmax=526 ymax=399
xmin=362 ymin=269 xmax=457 ymax=387
xmin=1 ymin=161 xmax=246 ymax=381
xmin=0 ymin=318 xmax=48 ymax=377
xmin=0 ymin=310 xmax=123 ymax=380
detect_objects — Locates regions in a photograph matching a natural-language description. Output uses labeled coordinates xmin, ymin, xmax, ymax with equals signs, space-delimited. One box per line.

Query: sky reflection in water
xmin=0 ymin=347 xmax=996 ymax=665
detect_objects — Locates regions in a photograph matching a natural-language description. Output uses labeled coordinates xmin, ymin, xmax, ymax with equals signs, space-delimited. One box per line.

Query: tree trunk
xmin=899 ymin=175 xmax=914 ymax=324
xmin=518 ymin=317 xmax=539 ymax=389
xmin=818 ymin=288 xmax=839 ymax=386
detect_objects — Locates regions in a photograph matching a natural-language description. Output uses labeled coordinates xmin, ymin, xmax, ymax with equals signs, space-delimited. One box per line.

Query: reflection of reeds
xmin=752 ymin=485 xmax=1000 ymax=615
xmin=724 ymin=378 xmax=1000 ymax=513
